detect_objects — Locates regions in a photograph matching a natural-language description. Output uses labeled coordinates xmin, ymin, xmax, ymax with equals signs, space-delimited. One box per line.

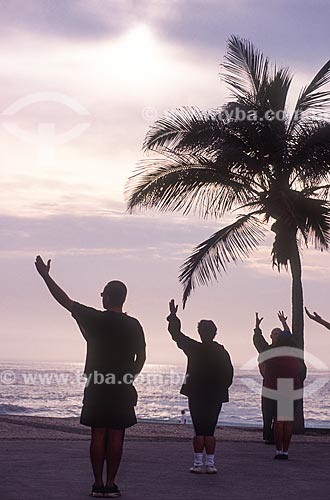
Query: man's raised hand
xmin=167 ymin=299 xmax=181 ymax=331
xmin=169 ymin=299 xmax=178 ymax=316
xmin=35 ymin=255 xmax=51 ymax=278
xmin=305 ymin=307 xmax=322 ymax=322
xmin=255 ymin=312 xmax=263 ymax=328
xmin=278 ymin=310 xmax=287 ymax=323
xmin=305 ymin=307 xmax=330 ymax=331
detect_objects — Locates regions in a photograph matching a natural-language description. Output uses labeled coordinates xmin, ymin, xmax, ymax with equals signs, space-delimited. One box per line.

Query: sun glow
xmin=110 ymin=24 xmax=159 ymax=82
xmin=121 ymin=24 xmax=155 ymax=53
xmin=71 ymin=23 xmax=163 ymax=94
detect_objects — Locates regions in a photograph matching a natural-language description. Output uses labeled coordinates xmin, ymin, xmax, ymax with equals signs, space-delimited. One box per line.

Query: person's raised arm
xmin=255 ymin=312 xmax=263 ymax=330
xmin=35 ymin=255 xmax=74 ymax=312
xmin=253 ymin=312 xmax=270 ymax=353
xmin=166 ymin=299 xmax=198 ymax=354
xmin=305 ymin=307 xmax=330 ymax=331
xmin=166 ymin=299 xmax=183 ymax=341
xmin=278 ymin=310 xmax=291 ymax=333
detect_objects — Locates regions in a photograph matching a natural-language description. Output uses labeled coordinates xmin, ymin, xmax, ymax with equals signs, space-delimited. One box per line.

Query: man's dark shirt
xmin=168 ymin=315 xmax=233 ymax=401
xmin=72 ymin=302 xmax=146 ymax=378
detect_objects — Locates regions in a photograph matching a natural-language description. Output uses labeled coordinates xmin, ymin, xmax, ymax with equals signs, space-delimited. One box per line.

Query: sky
xmin=1 ymin=0 xmax=330 ymax=369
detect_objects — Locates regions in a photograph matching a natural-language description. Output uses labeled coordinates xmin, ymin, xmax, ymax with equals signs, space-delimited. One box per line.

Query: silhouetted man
xmin=35 ymin=256 xmax=146 ymax=498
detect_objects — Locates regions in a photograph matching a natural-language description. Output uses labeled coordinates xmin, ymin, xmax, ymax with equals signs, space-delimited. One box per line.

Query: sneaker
xmin=91 ymin=484 xmax=104 ymax=497
xmin=205 ymin=465 xmax=217 ymax=474
xmin=103 ymin=484 xmax=121 ymax=498
xmin=274 ymin=454 xmax=288 ymax=460
xmin=189 ymin=465 xmax=204 ymax=473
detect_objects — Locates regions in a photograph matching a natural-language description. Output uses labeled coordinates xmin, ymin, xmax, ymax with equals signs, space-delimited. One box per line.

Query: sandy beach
xmin=1 ymin=415 xmax=329 ymax=500
xmin=1 ymin=414 xmax=330 ymax=442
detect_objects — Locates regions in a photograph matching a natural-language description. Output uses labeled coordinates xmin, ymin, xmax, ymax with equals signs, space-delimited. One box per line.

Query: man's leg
xmin=105 ymin=428 xmax=125 ymax=487
xmin=90 ymin=428 xmax=107 ymax=487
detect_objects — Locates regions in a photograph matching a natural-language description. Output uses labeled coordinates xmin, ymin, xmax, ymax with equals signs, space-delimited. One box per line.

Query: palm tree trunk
xmin=289 ymin=238 xmax=305 ymax=433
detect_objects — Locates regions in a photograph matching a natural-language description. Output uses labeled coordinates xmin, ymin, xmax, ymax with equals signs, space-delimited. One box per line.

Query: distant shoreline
xmin=1 ymin=414 xmax=329 ymax=430
xmin=1 ymin=359 xmax=329 ymax=373
xmin=0 ymin=415 xmax=329 ymax=443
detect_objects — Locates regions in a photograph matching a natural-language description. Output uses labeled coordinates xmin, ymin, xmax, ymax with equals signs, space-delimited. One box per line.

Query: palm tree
xmin=127 ymin=35 xmax=330 ymax=430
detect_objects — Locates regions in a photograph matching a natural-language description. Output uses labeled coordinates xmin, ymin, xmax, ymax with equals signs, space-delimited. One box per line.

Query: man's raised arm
xmin=253 ymin=312 xmax=270 ymax=353
xmin=278 ymin=310 xmax=291 ymax=333
xmin=35 ymin=255 xmax=74 ymax=312
xmin=305 ymin=307 xmax=330 ymax=331
xmin=167 ymin=299 xmax=184 ymax=342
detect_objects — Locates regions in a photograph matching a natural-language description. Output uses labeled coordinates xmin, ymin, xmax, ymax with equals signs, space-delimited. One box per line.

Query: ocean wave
xmin=0 ymin=404 xmax=49 ymax=415
xmin=0 ymin=363 xmax=330 ymax=427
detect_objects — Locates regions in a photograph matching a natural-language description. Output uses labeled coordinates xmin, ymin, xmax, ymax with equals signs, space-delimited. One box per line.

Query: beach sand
xmin=1 ymin=415 xmax=329 ymax=499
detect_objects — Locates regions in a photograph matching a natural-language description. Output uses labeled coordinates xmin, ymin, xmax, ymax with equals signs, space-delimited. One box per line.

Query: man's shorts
xmin=80 ymin=382 xmax=138 ymax=429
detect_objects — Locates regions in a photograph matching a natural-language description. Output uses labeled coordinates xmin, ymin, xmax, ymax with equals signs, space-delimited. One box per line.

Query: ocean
xmin=0 ymin=362 xmax=329 ymax=428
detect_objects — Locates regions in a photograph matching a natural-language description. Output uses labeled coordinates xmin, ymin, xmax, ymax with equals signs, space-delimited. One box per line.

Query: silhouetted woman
xmin=260 ymin=331 xmax=304 ymax=460
xmin=167 ymin=299 xmax=233 ymax=473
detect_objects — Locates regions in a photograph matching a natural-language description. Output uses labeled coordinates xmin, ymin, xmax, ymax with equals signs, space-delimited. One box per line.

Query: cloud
xmin=0 ymin=0 xmax=120 ymax=40
xmin=1 ymin=1 xmax=328 ymax=221
xmin=243 ymin=240 xmax=330 ymax=283
xmin=0 ymin=20 xmax=230 ymax=216
xmin=2 ymin=0 xmax=329 ymax=71
xmin=3 ymin=212 xmax=330 ymax=282
xmin=0 ymin=0 xmax=330 ymax=367
xmin=1 ymin=211 xmax=330 ymax=367
xmin=151 ymin=0 xmax=330 ymax=70
xmin=0 ymin=212 xmax=219 ymax=255
xmin=0 ymin=0 xmax=177 ymax=42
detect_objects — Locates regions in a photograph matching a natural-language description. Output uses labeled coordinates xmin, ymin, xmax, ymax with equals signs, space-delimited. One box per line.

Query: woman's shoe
xmin=91 ymin=484 xmax=104 ymax=497
xmin=189 ymin=465 xmax=204 ymax=473
xmin=206 ymin=465 xmax=218 ymax=474
xmin=103 ymin=484 xmax=121 ymax=498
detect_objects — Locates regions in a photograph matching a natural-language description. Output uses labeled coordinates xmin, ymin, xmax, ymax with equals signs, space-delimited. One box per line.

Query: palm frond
xmin=179 ymin=213 xmax=266 ymax=306
xmin=301 ymin=184 xmax=330 ymax=201
xmin=288 ymin=60 xmax=330 ymax=134
xmin=221 ymin=35 xmax=269 ymax=102
xmin=143 ymin=107 xmax=223 ymax=153
xmin=267 ymin=66 xmax=292 ymax=112
xmin=271 ymin=220 xmax=295 ymax=268
xmin=297 ymin=198 xmax=330 ymax=250
xmin=218 ymin=117 xmax=287 ymax=182
xmin=288 ymin=121 xmax=330 ymax=180
xmin=126 ymin=154 xmax=256 ymax=218
xmin=271 ymin=195 xmax=330 ymax=268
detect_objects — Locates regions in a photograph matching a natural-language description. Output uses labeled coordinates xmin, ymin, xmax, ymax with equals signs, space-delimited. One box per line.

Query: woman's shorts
xmin=80 ymin=382 xmax=138 ymax=429
xmin=188 ymin=397 xmax=223 ymax=436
